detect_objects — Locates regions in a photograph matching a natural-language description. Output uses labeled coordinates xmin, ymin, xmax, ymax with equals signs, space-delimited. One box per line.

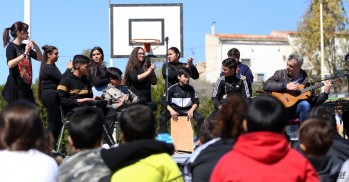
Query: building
xmin=204 ymin=31 xmax=298 ymax=83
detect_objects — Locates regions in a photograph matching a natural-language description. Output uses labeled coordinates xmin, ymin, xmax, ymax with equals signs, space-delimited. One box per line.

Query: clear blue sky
xmin=0 ymin=0 xmax=312 ymax=85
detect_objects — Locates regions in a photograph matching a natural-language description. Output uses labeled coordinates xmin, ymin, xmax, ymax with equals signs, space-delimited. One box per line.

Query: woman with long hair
xmin=89 ymin=46 xmax=109 ymax=92
xmin=38 ymin=45 xmax=71 ymax=143
xmin=123 ymin=47 xmax=157 ymax=110
xmin=2 ymin=21 xmax=43 ymax=104
xmin=0 ymin=100 xmax=58 ymax=181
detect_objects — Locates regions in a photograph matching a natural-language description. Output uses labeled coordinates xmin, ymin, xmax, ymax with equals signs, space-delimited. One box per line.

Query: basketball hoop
xmin=130 ymin=39 xmax=160 ymax=56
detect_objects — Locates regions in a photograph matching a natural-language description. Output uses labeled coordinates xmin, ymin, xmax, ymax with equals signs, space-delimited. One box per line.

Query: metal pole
xmin=320 ymin=0 xmax=325 ymax=92
xmin=24 ymin=0 xmax=31 ymax=42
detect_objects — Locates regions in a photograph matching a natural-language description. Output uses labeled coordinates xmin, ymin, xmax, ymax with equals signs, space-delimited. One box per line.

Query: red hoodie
xmin=210 ymin=132 xmax=319 ymax=182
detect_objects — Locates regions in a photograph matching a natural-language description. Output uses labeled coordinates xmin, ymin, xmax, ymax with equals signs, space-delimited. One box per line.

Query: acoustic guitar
xmin=272 ymin=79 xmax=341 ymax=108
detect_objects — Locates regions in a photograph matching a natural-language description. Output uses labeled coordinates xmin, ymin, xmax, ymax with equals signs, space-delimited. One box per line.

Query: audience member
xmin=184 ymin=94 xmax=248 ymax=182
xmin=0 ymin=100 xmax=58 ymax=182
xmin=293 ymin=105 xmax=349 ymax=162
xmin=58 ymin=107 xmax=111 ymax=182
xmin=102 ymin=105 xmax=183 ymax=182
xmin=298 ymin=118 xmax=342 ymax=181
xmin=210 ymin=95 xmax=319 ymax=181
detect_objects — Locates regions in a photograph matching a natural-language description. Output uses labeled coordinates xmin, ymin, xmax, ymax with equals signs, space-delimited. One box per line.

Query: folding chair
xmin=56 ymin=105 xmax=68 ymax=153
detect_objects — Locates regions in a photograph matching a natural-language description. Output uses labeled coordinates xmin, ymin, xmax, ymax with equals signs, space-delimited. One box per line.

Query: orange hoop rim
xmin=130 ymin=39 xmax=160 ymax=44
xmin=130 ymin=39 xmax=160 ymax=50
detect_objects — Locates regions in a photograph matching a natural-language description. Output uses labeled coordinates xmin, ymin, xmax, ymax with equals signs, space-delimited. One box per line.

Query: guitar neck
xmin=301 ymin=82 xmax=324 ymax=93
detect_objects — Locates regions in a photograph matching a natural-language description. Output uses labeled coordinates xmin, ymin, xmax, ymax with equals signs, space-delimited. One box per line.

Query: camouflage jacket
xmin=58 ymin=148 xmax=111 ymax=182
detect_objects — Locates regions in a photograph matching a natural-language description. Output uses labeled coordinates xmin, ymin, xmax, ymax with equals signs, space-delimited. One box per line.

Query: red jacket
xmin=210 ymin=132 xmax=319 ymax=182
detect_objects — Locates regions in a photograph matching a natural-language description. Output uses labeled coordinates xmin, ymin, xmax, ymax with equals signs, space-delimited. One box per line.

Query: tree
xmin=296 ymin=0 xmax=349 ymax=88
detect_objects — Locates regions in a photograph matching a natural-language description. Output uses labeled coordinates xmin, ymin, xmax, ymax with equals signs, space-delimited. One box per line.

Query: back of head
xmin=215 ymin=93 xmax=248 ymax=139
xmin=222 ymin=58 xmax=238 ymax=70
xmin=68 ymin=107 xmax=104 ymax=149
xmin=198 ymin=119 xmax=216 ymax=144
xmin=309 ymin=105 xmax=336 ymax=130
xmin=72 ymin=55 xmax=90 ymax=69
xmin=227 ymin=48 xmax=240 ymax=60
xmin=0 ymin=100 xmax=44 ymax=151
xmin=177 ymin=67 xmax=191 ymax=77
xmin=246 ymin=95 xmax=287 ymax=133
xmin=106 ymin=67 xmax=123 ymax=80
xmin=120 ymin=104 xmax=156 ymax=142
xmin=298 ymin=118 xmax=333 ymax=156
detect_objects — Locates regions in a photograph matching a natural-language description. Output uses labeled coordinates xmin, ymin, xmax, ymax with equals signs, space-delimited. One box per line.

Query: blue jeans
xmin=296 ymin=100 xmax=311 ymax=122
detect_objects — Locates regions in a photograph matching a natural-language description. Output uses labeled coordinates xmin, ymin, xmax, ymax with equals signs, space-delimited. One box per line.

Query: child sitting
xmin=160 ymin=67 xmax=204 ymax=137
xmin=102 ymin=67 xmax=139 ymax=142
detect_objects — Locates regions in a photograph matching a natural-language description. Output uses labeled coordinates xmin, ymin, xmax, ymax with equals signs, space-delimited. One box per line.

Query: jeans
xmin=296 ymin=100 xmax=311 ymax=122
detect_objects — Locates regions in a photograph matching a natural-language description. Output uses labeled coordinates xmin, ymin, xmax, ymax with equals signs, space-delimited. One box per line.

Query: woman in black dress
xmin=123 ymin=47 xmax=157 ymax=110
xmin=2 ymin=21 xmax=42 ymax=104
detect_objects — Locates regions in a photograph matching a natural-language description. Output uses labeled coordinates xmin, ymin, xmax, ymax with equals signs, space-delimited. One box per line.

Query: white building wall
xmin=205 ymin=34 xmax=294 ymax=83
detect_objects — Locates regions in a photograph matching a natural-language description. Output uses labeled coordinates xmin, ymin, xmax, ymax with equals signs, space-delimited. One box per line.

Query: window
xmin=257 ymin=73 xmax=264 ymax=82
xmin=240 ymin=59 xmax=251 ymax=67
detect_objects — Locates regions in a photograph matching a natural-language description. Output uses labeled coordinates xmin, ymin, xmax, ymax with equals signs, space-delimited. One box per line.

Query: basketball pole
xmin=165 ymin=36 xmax=169 ymax=132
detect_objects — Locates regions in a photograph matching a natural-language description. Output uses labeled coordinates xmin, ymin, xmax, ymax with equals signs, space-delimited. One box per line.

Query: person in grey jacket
xmin=263 ymin=53 xmax=331 ymax=122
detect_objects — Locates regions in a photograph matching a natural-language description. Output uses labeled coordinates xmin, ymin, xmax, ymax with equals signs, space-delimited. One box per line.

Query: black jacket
xmin=212 ymin=75 xmax=248 ymax=109
xmin=161 ymin=83 xmax=199 ymax=111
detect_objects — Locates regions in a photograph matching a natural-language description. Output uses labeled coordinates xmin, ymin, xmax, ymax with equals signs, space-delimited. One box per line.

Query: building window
xmin=257 ymin=73 xmax=264 ymax=82
xmin=241 ymin=59 xmax=251 ymax=67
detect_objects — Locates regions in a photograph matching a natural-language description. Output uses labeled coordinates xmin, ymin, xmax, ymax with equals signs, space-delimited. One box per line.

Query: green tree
xmin=296 ymin=0 xmax=349 ymax=88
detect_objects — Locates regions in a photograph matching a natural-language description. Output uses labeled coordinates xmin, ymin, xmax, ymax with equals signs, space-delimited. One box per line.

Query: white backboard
xmin=110 ymin=3 xmax=183 ymax=58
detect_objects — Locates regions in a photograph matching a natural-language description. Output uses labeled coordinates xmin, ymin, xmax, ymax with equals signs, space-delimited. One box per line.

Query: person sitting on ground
xmin=159 ymin=67 xmax=204 ymax=135
xmin=298 ymin=118 xmax=342 ymax=182
xmin=58 ymin=107 xmax=111 ymax=182
xmin=206 ymin=57 xmax=249 ymax=122
xmin=102 ymin=67 xmax=139 ymax=143
xmin=184 ymin=94 xmax=248 ymax=182
xmin=106 ymin=104 xmax=183 ymax=182
xmin=0 ymin=100 xmax=58 ymax=182
xmin=210 ymin=94 xmax=319 ymax=182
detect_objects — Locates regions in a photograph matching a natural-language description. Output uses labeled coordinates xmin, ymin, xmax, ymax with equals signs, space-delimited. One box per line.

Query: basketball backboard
xmin=110 ymin=3 xmax=183 ymax=58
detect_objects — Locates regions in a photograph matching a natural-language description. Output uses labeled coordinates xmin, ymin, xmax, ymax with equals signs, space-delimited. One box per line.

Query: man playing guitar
xmin=263 ymin=53 xmax=331 ymax=122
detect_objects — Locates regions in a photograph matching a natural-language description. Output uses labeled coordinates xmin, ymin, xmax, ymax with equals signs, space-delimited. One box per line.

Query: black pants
xmin=41 ymin=90 xmax=62 ymax=143
xmin=160 ymin=109 xmax=204 ymax=137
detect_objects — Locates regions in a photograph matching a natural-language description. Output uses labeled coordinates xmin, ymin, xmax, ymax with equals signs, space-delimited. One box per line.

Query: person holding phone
xmin=123 ymin=47 xmax=157 ymax=110
xmin=2 ymin=21 xmax=43 ymax=104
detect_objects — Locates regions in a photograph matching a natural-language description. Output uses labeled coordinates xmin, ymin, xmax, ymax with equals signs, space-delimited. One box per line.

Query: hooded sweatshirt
xmin=210 ymin=132 xmax=319 ymax=182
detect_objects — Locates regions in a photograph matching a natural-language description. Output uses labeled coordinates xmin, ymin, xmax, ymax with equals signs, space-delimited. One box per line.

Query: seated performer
xmin=159 ymin=67 xmax=204 ymax=136
xmin=206 ymin=57 xmax=249 ymax=122
xmin=57 ymin=55 xmax=114 ymax=146
xmin=263 ymin=53 xmax=331 ymax=122
xmin=102 ymin=67 xmax=139 ymax=142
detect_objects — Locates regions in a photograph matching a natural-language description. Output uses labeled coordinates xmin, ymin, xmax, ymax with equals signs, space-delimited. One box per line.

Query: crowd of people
xmin=1 ymin=20 xmax=349 ymax=182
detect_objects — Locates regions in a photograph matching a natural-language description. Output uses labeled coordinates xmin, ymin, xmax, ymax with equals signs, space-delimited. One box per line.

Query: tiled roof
xmin=215 ymin=31 xmax=297 ymax=42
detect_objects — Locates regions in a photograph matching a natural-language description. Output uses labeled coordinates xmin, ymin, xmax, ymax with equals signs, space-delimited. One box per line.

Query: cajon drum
xmin=171 ymin=116 xmax=194 ymax=153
